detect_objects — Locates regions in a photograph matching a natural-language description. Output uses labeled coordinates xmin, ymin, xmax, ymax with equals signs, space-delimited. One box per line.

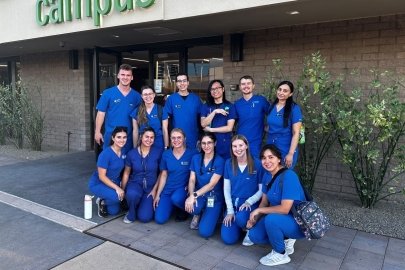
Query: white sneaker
xmin=242 ymin=231 xmax=254 ymax=246
xmin=260 ymin=250 xmax=291 ymax=266
xmin=123 ymin=214 xmax=134 ymax=224
xmin=284 ymin=238 xmax=296 ymax=255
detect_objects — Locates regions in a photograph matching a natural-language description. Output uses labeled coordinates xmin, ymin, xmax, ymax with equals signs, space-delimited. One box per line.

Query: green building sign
xmin=36 ymin=0 xmax=155 ymax=27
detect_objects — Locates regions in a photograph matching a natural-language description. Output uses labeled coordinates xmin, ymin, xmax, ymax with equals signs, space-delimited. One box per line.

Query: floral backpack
xmin=278 ymin=171 xmax=331 ymax=240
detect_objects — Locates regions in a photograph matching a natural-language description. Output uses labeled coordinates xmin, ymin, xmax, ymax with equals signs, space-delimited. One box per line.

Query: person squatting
xmin=89 ymin=72 xmax=303 ymax=267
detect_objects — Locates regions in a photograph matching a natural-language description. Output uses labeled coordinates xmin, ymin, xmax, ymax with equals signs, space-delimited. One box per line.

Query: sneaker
xmin=284 ymin=239 xmax=296 ymax=255
xmin=123 ymin=214 xmax=134 ymax=224
xmin=242 ymin=231 xmax=254 ymax=246
xmin=260 ymin=250 xmax=291 ymax=266
xmin=96 ymin=198 xmax=108 ymax=218
xmin=190 ymin=215 xmax=200 ymax=230
xmin=175 ymin=208 xmax=189 ymax=222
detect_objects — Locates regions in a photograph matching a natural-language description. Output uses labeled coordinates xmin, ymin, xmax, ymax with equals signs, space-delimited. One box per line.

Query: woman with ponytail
xmin=266 ymin=81 xmax=303 ymax=169
xmin=130 ymin=85 xmax=164 ymax=151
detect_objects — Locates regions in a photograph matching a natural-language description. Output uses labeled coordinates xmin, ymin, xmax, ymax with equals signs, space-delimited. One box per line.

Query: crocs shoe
xmin=190 ymin=215 xmax=200 ymax=230
xmin=96 ymin=197 xmax=108 ymax=218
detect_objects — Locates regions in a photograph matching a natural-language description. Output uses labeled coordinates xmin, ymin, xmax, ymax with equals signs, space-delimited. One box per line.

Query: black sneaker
xmin=120 ymin=198 xmax=129 ymax=212
xmin=175 ymin=208 xmax=189 ymax=222
xmin=96 ymin=198 xmax=108 ymax=217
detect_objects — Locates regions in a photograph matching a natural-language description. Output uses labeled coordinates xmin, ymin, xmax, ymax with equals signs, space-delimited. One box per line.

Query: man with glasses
xmin=95 ymin=64 xmax=141 ymax=154
xmin=234 ymin=75 xmax=270 ymax=158
xmin=162 ymin=73 xmax=202 ymax=150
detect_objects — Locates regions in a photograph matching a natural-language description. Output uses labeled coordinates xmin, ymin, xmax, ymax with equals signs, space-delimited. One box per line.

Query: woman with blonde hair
xmin=221 ymin=134 xmax=264 ymax=245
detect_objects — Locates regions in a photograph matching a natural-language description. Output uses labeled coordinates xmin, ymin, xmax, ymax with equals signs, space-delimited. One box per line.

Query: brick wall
xmin=223 ymin=14 xmax=405 ymax=201
xmin=20 ymin=50 xmax=92 ymax=151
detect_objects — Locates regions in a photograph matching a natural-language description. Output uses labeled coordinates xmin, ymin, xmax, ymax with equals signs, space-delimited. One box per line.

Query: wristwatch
xmin=193 ymin=192 xmax=198 ymax=198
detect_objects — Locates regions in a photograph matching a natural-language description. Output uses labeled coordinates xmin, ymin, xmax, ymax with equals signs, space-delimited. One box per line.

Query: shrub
xmin=331 ymin=70 xmax=405 ymax=208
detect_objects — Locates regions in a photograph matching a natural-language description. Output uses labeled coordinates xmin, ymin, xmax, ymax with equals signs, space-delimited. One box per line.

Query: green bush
xmin=263 ymin=52 xmax=405 ymax=207
xmin=331 ymin=70 xmax=405 ymax=208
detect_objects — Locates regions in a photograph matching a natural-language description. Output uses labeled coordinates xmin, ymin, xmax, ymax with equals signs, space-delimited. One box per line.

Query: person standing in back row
xmin=266 ymin=81 xmax=302 ymax=169
xmin=94 ymin=64 xmax=141 ymax=154
xmin=234 ymin=75 xmax=270 ymax=158
xmin=201 ymin=80 xmax=236 ymax=160
xmin=162 ymin=73 xmax=202 ymax=150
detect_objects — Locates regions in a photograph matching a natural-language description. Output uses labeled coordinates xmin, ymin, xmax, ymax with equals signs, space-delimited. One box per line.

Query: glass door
xmin=91 ymin=47 xmax=121 ymax=155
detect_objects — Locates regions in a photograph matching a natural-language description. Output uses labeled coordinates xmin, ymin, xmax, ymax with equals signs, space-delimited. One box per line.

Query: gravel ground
xmin=313 ymin=191 xmax=405 ymax=240
xmin=1 ymin=143 xmax=404 ymax=240
xmin=0 ymin=144 xmax=68 ymax=160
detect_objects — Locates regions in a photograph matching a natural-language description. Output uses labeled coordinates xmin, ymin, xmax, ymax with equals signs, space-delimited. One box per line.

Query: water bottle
xmin=84 ymin=194 xmax=93 ymax=219
xmin=299 ymin=125 xmax=305 ymax=144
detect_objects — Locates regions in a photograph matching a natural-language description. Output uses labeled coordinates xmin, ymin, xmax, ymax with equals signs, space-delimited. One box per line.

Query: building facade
xmin=1 ymin=0 xmax=404 ymax=199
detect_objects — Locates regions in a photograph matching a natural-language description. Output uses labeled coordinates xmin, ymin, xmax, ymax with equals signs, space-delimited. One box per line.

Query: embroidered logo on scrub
xmin=181 ymin=161 xmax=189 ymax=166
xmin=114 ymin=99 xmax=121 ymax=103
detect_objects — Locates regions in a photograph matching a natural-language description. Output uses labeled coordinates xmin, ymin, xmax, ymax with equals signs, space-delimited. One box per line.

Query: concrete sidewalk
xmin=0 ymin=151 xmax=404 ymax=269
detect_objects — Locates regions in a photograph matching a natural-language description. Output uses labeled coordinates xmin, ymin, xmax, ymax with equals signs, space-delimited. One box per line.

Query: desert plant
xmin=0 ymin=82 xmax=45 ymax=150
xmin=331 ymin=70 xmax=405 ymax=208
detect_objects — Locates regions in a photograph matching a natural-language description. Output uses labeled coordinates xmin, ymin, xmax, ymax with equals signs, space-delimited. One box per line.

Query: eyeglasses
xmin=176 ymin=79 xmax=188 ymax=83
xmin=201 ymin=141 xmax=214 ymax=146
xmin=210 ymin=87 xmax=223 ymax=92
xmin=171 ymin=136 xmax=183 ymax=141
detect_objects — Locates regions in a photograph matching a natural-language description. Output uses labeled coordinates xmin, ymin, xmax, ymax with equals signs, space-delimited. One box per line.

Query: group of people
xmin=88 ymin=64 xmax=305 ymax=267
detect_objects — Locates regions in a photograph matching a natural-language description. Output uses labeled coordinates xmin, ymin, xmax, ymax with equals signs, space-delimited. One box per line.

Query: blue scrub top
xmin=234 ymin=95 xmax=270 ymax=157
xmin=266 ymin=103 xmax=303 ymax=148
xmin=89 ymin=147 xmax=125 ymax=186
xmin=96 ymin=86 xmax=141 ymax=153
xmin=160 ymin=148 xmax=197 ymax=194
xmin=201 ymin=102 xmax=236 ymax=160
xmin=190 ymin=153 xmax=225 ymax=199
xmin=130 ymin=104 xmax=164 ymax=150
xmin=163 ymin=92 xmax=202 ymax=149
xmin=262 ymin=170 xmax=305 ymax=207
xmin=125 ymin=146 xmax=162 ymax=193
xmin=223 ymin=158 xmax=264 ymax=199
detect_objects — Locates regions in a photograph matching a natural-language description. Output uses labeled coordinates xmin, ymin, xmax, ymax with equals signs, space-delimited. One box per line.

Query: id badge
xmin=207 ymin=196 xmax=215 ymax=208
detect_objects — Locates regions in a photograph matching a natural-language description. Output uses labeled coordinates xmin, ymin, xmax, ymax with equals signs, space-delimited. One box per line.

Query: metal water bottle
xmin=84 ymin=194 xmax=93 ymax=219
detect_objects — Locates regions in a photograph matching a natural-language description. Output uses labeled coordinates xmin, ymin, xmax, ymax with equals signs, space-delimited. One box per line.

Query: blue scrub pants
xmin=125 ymin=181 xmax=154 ymax=222
xmin=89 ymin=181 xmax=121 ymax=215
xmin=249 ymin=213 xmax=304 ymax=253
xmin=155 ymin=187 xmax=187 ymax=224
xmin=221 ymin=199 xmax=258 ymax=245
xmin=189 ymin=196 xmax=223 ymax=238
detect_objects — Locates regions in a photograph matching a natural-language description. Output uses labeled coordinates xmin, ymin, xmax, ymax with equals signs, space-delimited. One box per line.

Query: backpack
xmin=276 ymin=170 xmax=331 ymax=240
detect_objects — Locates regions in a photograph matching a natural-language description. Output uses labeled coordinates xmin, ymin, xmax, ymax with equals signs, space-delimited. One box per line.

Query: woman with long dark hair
xmin=266 ymin=81 xmax=303 ymax=169
xmin=121 ymin=127 xmax=162 ymax=223
xmin=88 ymin=126 xmax=128 ymax=217
xmin=185 ymin=132 xmax=225 ymax=238
xmin=246 ymin=144 xmax=305 ymax=266
xmin=201 ymin=80 xmax=236 ymax=160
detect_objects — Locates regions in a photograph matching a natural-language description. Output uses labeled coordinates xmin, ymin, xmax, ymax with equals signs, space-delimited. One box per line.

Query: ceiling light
xmin=286 ymin=10 xmax=300 ymax=15
xmin=123 ymin=57 xmax=149 ymax=63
